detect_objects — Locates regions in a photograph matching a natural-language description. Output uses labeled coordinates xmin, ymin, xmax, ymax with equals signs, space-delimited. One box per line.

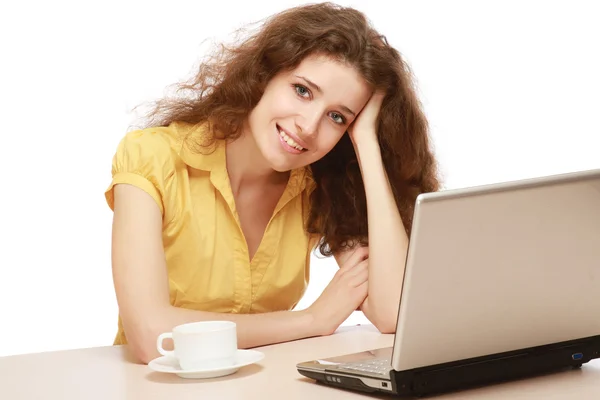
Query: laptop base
xmin=297 ymin=335 xmax=600 ymax=397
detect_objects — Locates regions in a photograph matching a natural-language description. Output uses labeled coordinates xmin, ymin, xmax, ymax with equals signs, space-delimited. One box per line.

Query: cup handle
xmin=156 ymin=332 xmax=174 ymax=357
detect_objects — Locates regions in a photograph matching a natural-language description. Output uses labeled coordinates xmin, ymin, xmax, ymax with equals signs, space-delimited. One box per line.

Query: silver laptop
xmin=297 ymin=168 xmax=600 ymax=396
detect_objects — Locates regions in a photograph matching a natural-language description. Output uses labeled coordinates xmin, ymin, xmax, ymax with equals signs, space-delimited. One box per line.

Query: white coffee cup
xmin=156 ymin=321 xmax=237 ymax=370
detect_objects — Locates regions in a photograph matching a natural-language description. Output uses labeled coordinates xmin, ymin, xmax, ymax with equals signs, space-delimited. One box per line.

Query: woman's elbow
xmin=130 ymin=338 xmax=160 ymax=365
xmin=375 ymin=319 xmax=397 ymax=334
xmin=122 ymin=322 xmax=164 ymax=364
xmin=370 ymin=312 xmax=397 ymax=334
xmin=362 ymin=300 xmax=397 ymax=334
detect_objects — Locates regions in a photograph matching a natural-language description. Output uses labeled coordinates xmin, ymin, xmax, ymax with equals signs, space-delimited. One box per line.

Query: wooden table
xmin=1 ymin=324 xmax=599 ymax=399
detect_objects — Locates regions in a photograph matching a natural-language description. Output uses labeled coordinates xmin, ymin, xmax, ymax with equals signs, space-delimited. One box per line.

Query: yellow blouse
xmin=104 ymin=121 xmax=318 ymax=345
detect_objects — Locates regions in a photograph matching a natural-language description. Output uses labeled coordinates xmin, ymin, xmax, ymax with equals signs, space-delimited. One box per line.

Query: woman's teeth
xmin=278 ymin=129 xmax=305 ymax=151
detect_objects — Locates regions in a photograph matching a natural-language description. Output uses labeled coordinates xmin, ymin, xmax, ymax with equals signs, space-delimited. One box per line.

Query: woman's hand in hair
xmin=347 ymin=90 xmax=385 ymax=148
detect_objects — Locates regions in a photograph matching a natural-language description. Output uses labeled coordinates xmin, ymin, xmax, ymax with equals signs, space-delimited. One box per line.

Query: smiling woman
xmin=105 ymin=2 xmax=440 ymax=364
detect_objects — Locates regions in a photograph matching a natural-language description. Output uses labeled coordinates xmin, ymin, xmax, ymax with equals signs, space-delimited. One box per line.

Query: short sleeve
xmin=104 ymin=129 xmax=176 ymax=217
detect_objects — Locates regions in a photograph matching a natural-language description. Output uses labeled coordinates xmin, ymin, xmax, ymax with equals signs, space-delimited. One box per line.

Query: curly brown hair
xmin=137 ymin=2 xmax=441 ymax=256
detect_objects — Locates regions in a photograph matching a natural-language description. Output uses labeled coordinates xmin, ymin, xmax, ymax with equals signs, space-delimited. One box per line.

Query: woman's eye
xmin=294 ymin=84 xmax=310 ymax=98
xmin=330 ymin=112 xmax=345 ymax=124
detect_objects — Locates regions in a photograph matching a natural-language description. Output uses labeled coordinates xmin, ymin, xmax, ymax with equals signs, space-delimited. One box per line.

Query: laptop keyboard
xmin=338 ymin=358 xmax=392 ymax=375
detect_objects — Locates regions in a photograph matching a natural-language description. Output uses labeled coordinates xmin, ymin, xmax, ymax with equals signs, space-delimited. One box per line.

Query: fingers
xmin=354 ymin=280 xmax=369 ymax=303
xmin=358 ymin=91 xmax=385 ymax=119
xmin=351 ymin=268 xmax=368 ymax=288
xmin=335 ymin=245 xmax=363 ymax=268
xmin=356 ymin=280 xmax=369 ymax=294
xmin=339 ymin=246 xmax=369 ymax=270
xmin=345 ymin=259 xmax=369 ymax=287
xmin=367 ymin=90 xmax=386 ymax=109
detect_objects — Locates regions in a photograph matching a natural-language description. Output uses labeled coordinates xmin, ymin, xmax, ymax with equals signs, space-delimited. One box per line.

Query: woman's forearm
xmin=355 ymin=136 xmax=409 ymax=333
xmin=132 ymin=306 xmax=317 ymax=363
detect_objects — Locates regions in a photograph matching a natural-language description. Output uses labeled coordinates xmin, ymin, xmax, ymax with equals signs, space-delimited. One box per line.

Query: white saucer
xmin=148 ymin=349 xmax=265 ymax=379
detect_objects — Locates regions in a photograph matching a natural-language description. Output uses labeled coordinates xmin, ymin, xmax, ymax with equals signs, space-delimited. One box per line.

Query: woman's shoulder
xmin=111 ymin=121 xmax=213 ymax=172
xmin=113 ymin=122 xmax=184 ymax=160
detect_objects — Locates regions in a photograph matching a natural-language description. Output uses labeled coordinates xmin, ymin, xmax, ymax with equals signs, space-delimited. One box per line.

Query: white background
xmin=0 ymin=0 xmax=598 ymax=357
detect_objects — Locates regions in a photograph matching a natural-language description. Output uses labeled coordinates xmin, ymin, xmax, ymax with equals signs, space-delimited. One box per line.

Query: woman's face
xmin=247 ymin=54 xmax=372 ymax=172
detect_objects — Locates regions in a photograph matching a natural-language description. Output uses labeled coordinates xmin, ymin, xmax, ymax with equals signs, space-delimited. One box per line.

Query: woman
xmin=105 ymin=2 xmax=440 ymax=364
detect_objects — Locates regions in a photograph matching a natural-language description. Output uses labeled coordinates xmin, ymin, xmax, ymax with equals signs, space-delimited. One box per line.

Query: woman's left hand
xmin=347 ymin=91 xmax=385 ymax=147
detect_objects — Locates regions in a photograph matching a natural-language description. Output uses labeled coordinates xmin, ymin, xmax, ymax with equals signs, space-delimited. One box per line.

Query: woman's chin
xmin=268 ymin=157 xmax=307 ymax=173
xmin=267 ymin=159 xmax=295 ymax=173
